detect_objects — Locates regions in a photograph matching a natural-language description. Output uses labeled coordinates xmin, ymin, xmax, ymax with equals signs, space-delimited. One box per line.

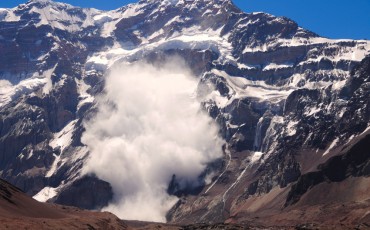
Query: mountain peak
xmin=25 ymin=0 xmax=53 ymax=7
xmin=27 ymin=0 xmax=52 ymax=3
xmin=136 ymin=0 xmax=234 ymax=8
xmin=22 ymin=0 xmax=74 ymax=10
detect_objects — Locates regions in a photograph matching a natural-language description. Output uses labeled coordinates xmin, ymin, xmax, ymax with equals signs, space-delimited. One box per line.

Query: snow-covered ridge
xmin=244 ymin=36 xmax=370 ymax=62
xmin=1 ymin=0 xmax=369 ymax=111
xmin=0 ymin=69 xmax=55 ymax=108
xmin=0 ymin=0 xmax=104 ymax=31
xmin=0 ymin=8 xmax=21 ymax=21
xmin=209 ymin=69 xmax=293 ymax=105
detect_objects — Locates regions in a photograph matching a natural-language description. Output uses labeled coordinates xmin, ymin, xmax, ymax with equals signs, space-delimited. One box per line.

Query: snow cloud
xmin=82 ymin=58 xmax=224 ymax=222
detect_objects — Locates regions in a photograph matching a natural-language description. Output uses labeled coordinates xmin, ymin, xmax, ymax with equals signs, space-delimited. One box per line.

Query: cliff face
xmin=168 ymin=56 xmax=370 ymax=226
xmin=0 ymin=0 xmax=369 ymax=226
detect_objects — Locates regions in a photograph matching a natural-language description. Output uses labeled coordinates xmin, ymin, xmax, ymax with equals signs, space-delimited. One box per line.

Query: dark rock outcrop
xmin=54 ymin=175 xmax=113 ymax=210
xmin=286 ymin=133 xmax=370 ymax=206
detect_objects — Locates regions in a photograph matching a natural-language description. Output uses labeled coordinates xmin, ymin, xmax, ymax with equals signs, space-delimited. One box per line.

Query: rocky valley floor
xmin=1 ymin=178 xmax=370 ymax=230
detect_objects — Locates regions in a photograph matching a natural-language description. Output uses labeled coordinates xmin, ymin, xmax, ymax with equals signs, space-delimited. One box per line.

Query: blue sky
xmin=1 ymin=0 xmax=369 ymax=40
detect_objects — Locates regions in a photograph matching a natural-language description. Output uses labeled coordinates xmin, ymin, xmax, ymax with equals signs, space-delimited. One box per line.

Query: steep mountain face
xmin=168 ymin=55 xmax=370 ymax=227
xmin=0 ymin=0 xmax=369 ymax=226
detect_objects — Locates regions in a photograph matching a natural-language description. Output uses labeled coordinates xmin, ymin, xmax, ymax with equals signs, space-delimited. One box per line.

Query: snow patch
xmin=205 ymin=148 xmax=231 ymax=194
xmin=121 ymin=4 xmax=144 ymax=19
xmin=286 ymin=120 xmax=298 ymax=136
xmin=93 ymin=13 xmax=112 ymax=24
xmin=164 ymin=15 xmax=182 ymax=27
xmin=263 ymin=62 xmax=293 ymax=71
xmin=0 ymin=72 xmax=53 ymax=108
xmin=305 ymin=107 xmax=321 ymax=116
xmin=332 ymin=79 xmax=347 ymax=90
xmin=46 ymin=154 xmax=61 ymax=178
xmin=236 ymin=62 xmax=258 ymax=70
xmin=33 ymin=186 xmax=58 ymax=202
xmin=86 ymin=55 xmax=109 ymax=71
xmin=323 ymin=137 xmax=339 ymax=156
xmin=250 ymin=151 xmax=263 ymax=164
xmin=361 ymin=124 xmax=370 ymax=135
xmin=76 ymin=79 xmax=94 ymax=110
xmin=210 ymin=70 xmax=293 ymax=105
xmin=0 ymin=9 xmax=21 ymax=22
xmin=49 ymin=120 xmax=77 ymax=153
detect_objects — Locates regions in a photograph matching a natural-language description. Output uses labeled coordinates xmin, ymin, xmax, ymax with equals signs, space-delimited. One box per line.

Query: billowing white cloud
xmin=82 ymin=58 xmax=224 ymax=222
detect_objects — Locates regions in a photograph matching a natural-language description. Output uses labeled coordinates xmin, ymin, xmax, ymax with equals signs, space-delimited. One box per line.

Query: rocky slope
xmin=0 ymin=178 xmax=128 ymax=229
xmin=0 ymin=178 xmax=296 ymax=230
xmin=0 ymin=0 xmax=369 ymax=226
xmin=168 ymin=55 xmax=370 ymax=227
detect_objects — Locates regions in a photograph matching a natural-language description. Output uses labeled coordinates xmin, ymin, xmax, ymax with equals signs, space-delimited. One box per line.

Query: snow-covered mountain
xmin=0 ymin=0 xmax=369 ymax=226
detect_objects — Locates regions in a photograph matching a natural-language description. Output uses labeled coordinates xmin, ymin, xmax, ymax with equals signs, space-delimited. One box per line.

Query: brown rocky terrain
xmin=121 ymin=127 xmax=370 ymax=230
xmin=0 ymin=178 xmax=127 ymax=229
xmin=1 ymin=172 xmax=370 ymax=229
xmin=0 ymin=177 xmax=252 ymax=230
xmin=168 ymin=129 xmax=370 ymax=229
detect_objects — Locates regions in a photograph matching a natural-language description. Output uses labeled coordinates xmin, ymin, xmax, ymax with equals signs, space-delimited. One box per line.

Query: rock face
xmin=0 ymin=0 xmax=370 ymax=226
xmin=53 ymin=175 xmax=113 ymax=210
xmin=286 ymin=133 xmax=370 ymax=206
xmin=168 ymin=55 xmax=370 ymax=227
